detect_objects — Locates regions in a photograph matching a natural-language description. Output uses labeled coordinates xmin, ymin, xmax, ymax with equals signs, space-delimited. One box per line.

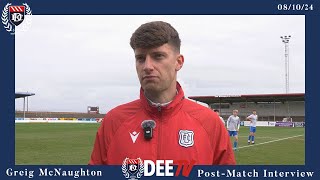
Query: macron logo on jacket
xmin=129 ymin=131 xmax=140 ymax=143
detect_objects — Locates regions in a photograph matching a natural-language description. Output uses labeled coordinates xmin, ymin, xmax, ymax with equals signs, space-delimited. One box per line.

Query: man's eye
xmin=136 ymin=57 xmax=145 ymax=62
xmin=154 ymin=54 xmax=164 ymax=59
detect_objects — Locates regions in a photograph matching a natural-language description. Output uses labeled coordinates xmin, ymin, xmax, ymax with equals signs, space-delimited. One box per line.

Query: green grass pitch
xmin=15 ymin=123 xmax=99 ymax=165
xmin=15 ymin=123 xmax=304 ymax=165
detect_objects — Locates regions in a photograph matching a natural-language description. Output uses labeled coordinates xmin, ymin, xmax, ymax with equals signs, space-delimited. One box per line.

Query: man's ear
xmin=176 ymin=54 xmax=184 ymax=71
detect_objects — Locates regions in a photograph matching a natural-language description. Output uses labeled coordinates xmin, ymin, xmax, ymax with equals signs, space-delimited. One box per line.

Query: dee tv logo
xmin=122 ymin=158 xmax=195 ymax=179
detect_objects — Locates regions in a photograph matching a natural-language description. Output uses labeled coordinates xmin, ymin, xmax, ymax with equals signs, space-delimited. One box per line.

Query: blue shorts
xmin=228 ymin=131 xmax=238 ymax=136
xmin=250 ymin=126 xmax=256 ymax=133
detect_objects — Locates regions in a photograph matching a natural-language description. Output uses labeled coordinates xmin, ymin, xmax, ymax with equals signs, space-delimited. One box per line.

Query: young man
xmin=227 ymin=110 xmax=240 ymax=151
xmin=214 ymin=109 xmax=225 ymax=125
xmin=247 ymin=110 xmax=258 ymax=144
xmin=89 ymin=21 xmax=235 ymax=165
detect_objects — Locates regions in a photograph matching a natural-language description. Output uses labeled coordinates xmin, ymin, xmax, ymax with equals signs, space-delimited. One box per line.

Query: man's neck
xmin=144 ymin=85 xmax=177 ymax=105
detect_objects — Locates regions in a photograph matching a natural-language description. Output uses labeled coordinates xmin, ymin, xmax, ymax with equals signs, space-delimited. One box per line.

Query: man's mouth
xmin=143 ymin=75 xmax=158 ymax=80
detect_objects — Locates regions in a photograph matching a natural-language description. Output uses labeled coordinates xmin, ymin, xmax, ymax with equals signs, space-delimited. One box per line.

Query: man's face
xmin=253 ymin=111 xmax=257 ymax=115
xmin=134 ymin=43 xmax=184 ymax=93
xmin=233 ymin=111 xmax=238 ymax=116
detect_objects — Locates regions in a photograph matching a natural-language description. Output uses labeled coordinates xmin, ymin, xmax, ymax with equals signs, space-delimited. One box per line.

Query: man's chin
xmin=142 ymin=83 xmax=159 ymax=93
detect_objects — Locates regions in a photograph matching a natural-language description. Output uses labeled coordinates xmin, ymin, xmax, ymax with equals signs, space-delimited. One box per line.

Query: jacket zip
xmin=157 ymin=105 xmax=162 ymax=160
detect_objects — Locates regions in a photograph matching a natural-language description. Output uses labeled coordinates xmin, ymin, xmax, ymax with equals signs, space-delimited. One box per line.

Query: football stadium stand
xmin=15 ymin=92 xmax=35 ymax=120
xmin=189 ymin=93 xmax=304 ymax=122
xmin=15 ymin=92 xmax=105 ymax=122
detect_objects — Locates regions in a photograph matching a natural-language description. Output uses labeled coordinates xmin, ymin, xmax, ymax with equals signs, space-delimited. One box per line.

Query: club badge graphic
xmin=122 ymin=158 xmax=144 ymax=180
xmin=179 ymin=130 xmax=194 ymax=147
xmin=2 ymin=3 xmax=32 ymax=34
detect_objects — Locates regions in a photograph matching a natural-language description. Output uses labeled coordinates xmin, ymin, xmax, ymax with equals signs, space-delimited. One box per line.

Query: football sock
xmin=234 ymin=141 xmax=238 ymax=148
xmin=248 ymin=136 xmax=251 ymax=142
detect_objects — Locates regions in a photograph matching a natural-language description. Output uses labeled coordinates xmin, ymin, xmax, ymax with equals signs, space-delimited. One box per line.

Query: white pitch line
xmin=238 ymin=136 xmax=276 ymax=139
xmin=237 ymin=134 xmax=304 ymax=149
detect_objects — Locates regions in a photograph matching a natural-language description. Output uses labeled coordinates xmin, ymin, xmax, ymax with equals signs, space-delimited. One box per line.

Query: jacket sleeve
xmin=212 ymin=117 xmax=236 ymax=165
xmin=89 ymin=109 xmax=118 ymax=165
xmin=88 ymin=119 xmax=107 ymax=165
xmin=88 ymin=107 xmax=128 ymax=165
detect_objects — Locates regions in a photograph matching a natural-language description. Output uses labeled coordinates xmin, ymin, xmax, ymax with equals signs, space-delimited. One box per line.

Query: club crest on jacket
xmin=179 ymin=130 xmax=194 ymax=147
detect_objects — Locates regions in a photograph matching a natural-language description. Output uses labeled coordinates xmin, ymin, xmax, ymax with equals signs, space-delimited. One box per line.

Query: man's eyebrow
xmin=135 ymin=54 xmax=145 ymax=57
xmin=150 ymin=51 xmax=167 ymax=55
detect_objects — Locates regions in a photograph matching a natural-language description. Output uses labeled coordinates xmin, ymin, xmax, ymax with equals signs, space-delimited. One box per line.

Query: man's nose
xmin=143 ymin=55 xmax=154 ymax=71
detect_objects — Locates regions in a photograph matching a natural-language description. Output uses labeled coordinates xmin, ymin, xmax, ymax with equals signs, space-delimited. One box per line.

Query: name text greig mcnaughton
xmin=6 ymin=168 xmax=102 ymax=179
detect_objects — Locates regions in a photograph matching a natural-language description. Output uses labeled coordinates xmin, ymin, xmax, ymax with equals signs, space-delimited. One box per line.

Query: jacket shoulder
xmin=182 ymin=99 xmax=225 ymax=135
xmin=100 ymin=99 xmax=141 ymax=133
xmin=107 ymin=99 xmax=141 ymax=119
xmin=182 ymin=99 xmax=217 ymax=120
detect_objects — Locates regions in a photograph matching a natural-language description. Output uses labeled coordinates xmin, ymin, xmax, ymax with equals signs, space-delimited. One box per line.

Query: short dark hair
xmin=214 ymin=109 xmax=219 ymax=112
xmin=130 ymin=21 xmax=181 ymax=52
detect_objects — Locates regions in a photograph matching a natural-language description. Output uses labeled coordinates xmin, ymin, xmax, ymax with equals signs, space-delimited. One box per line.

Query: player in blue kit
xmin=227 ymin=109 xmax=241 ymax=151
xmin=247 ymin=110 xmax=258 ymax=145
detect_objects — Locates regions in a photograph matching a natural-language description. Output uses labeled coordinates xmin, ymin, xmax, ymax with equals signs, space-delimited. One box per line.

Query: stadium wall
xmin=239 ymin=121 xmax=305 ymax=127
xmin=15 ymin=118 xmax=103 ymax=123
xmin=15 ymin=111 xmax=105 ymax=118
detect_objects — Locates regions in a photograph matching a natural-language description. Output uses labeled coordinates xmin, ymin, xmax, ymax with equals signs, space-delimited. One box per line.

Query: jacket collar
xmin=140 ymin=82 xmax=185 ymax=117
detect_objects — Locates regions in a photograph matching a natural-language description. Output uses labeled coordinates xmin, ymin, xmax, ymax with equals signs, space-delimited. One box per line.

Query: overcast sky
xmin=15 ymin=15 xmax=305 ymax=113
